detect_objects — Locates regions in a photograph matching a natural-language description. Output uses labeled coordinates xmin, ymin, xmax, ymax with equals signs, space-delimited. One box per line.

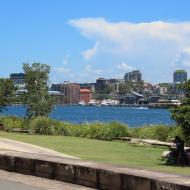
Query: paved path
xmin=0 ymin=169 xmax=95 ymax=190
xmin=0 ymin=138 xmax=78 ymax=159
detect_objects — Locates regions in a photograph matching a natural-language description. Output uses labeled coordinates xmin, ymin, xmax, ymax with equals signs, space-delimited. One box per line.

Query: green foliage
xmin=0 ymin=116 xmax=183 ymax=142
xmin=97 ymin=84 xmax=113 ymax=95
xmin=0 ymin=116 xmax=23 ymax=132
xmin=118 ymin=81 xmax=144 ymax=95
xmin=0 ymin=79 xmax=16 ymax=111
xmin=63 ymin=121 xmax=130 ymax=140
xmin=22 ymin=63 xmax=54 ymax=119
xmin=118 ymin=82 xmax=132 ymax=95
xmin=171 ymin=79 xmax=190 ymax=143
xmin=130 ymin=125 xmax=182 ymax=142
xmin=22 ymin=116 xmax=130 ymax=140
xmin=95 ymin=94 xmax=112 ymax=100
xmin=31 ymin=117 xmax=61 ymax=135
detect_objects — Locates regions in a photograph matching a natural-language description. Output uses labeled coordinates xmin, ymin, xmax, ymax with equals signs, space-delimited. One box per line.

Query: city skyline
xmin=1 ymin=0 xmax=190 ymax=84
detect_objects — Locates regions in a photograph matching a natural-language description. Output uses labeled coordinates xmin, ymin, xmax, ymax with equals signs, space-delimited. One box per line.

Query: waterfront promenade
xmin=0 ymin=138 xmax=77 ymax=159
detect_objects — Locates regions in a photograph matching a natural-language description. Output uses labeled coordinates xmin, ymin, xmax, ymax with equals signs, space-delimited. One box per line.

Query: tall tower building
xmin=95 ymin=78 xmax=107 ymax=93
xmin=124 ymin=70 xmax=142 ymax=82
xmin=173 ymin=70 xmax=187 ymax=83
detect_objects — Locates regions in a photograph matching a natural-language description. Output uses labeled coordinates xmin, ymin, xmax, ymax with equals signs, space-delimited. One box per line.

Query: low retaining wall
xmin=0 ymin=151 xmax=189 ymax=190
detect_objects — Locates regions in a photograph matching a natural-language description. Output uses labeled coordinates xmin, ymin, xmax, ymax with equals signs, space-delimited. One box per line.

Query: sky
xmin=0 ymin=0 xmax=190 ymax=84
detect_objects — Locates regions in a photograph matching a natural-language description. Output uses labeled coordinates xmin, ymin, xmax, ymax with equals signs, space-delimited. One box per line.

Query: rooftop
xmin=80 ymin=89 xmax=91 ymax=93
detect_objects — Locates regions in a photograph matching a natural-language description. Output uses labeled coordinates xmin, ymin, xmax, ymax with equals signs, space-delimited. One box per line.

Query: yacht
xmin=89 ymin=99 xmax=96 ymax=106
xmin=78 ymin=100 xmax=86 ymax=106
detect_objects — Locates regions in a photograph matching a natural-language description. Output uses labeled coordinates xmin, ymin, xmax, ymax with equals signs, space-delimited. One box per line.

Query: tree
xmin=118 ymin=82 xmax=132 ymax=95
xmin=0 ymin=79 xmax=16 ymax=111
xmin=22 ymin=63 xmax=54 ymax=119
xmin=171 ymin=79 xmax=190 ymax=144
xmin=133 ymin=80 xmax=144 ymax=93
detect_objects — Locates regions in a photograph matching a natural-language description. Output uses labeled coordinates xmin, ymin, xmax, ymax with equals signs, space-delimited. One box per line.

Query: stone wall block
xmin=15 ymin=157 xmax=35 ymax=175
xmin=98 ymin=170 xmax=121 ymax=190
xmin=75 ymin=166 xmax=97 ymax=188
xmin=151 ymin=180 xmax=190 ymax=190
xmin=0 ymin=155 xmax=15 ymax=171
xmin=122 ymin=174 xmax=151 ymax=190
xmin=35 ymin=160 xmax=55 ymax=179
xmin=55 ymin=163 xmax=76 ymax=183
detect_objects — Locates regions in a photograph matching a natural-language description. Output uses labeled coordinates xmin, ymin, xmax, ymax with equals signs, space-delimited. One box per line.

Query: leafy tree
xmin=118 ymin=82 xmax=132 ymax=95
xmin=97 ymin=84 xmax=113 ymax=95
xmin=118 ymin=81 xmax=144 ymax=95
xmin=0 ymin=79 xmax=16 ymax=111
xmin=171 ymin=79 xmax=190 ymax=144
xmin=22 ymin=63 xmax=54 ymax=119
xmin=133 ymin=80 xmax=144 ymax=93
xmin=95 ymin=94 xmax=112 ymax=100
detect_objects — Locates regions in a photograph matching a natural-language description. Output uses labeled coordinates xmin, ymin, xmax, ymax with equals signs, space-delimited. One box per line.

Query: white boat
xmin=136 ymin=107 xmax=148 ymax=109
xmin=89 ymin=99 xmax=96 ymax=106
xmin=101 ymin=100 xmax=109 ymax=106
xmin=78 ymin=101 xmax=86 ymax=106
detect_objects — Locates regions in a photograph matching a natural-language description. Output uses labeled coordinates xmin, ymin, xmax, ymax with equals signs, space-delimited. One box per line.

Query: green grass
xmin=0 ymin=131 xmax=189 ymax=175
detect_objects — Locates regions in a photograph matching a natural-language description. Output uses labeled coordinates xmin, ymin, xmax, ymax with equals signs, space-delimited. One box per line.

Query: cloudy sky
xmin=0 ymin=0 xmax=190 ymax=84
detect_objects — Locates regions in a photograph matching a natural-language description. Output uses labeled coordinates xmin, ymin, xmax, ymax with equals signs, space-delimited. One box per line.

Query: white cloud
xmin=176 ymin=47 xmax=190 ymax=68
xmin=118 ymin=62 xmax=135 ymax=71
xmin=69 ymin=18 xmax=190 ymax=82
xmin=82 ymin=42 xmax=99 ymax=60
xmin=69 ymin=18 xmax=190 ymax=47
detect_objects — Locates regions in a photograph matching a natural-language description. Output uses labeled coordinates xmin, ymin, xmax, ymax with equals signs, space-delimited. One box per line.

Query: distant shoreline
xmin=9 ymin=103 xmax=177 ymax=109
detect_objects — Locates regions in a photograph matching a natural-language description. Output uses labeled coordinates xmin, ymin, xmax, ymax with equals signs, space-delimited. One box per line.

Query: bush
xmin=0 ymin=116 xmax=23 ymax=132
xmin=131 ymin=125 xmax=183 ymax=142
xmin=58 ymin=122 xmax=81 ymax=136
xmin=31 ymin=116 xmax=61 ymax=135
xmin=68 ymin=121 xmax=130 ymax=140
xmin=55 ymin=121 xmax=130 ymax=140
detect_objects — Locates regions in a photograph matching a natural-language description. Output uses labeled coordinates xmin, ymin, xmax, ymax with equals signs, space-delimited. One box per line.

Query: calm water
xmin=0 ymin=105 xmax=175 ymax=127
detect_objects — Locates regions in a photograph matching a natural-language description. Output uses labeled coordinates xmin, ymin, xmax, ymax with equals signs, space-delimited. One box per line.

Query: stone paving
xmin=0 ymin=138 xmax=78 ymax=159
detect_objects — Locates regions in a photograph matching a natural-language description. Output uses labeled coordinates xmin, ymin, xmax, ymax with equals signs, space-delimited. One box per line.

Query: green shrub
xmin=58 ymin=122 xmax=81 ymax=136
xmin=66 ymin=121 xmax=130 ymax=141
xmin=0 ymin=116 xmax=23 ymax=132
xmin=166 ymin=126 xmax=184 ymax=141
xmin=100 ymin=121 xmax=130 ymax=140
xmin=131 ymin=125 xmax=183 ymax=142
xmin=31 ymin=116 xmax=61 ymax=135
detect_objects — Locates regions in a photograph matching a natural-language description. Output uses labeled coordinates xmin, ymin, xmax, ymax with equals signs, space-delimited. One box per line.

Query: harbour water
xmin=0 ymin=105 xmax=175 ymax=127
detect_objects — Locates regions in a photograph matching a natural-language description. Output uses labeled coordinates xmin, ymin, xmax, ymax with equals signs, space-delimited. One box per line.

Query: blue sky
xmin=0 ymin=0 xmax=190 ymax=84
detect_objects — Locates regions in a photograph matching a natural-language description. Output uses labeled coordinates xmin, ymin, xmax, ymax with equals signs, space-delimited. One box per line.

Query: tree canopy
xmin=22 ymin=63 xmax=54 ymax=119
xmin=171 ymin=79 xmax=190 ymax=143
xmin=0 ymin=79 xmax=16 ymax=111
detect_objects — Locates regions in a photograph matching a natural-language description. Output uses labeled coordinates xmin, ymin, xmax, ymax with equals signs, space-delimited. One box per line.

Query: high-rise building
xmin=51 ymin=82 xmax=80 ymax=104
xmin=173 ymin=70 xmax=187 ymax=83
xmin=107 ymin=79 xmax=120 ymax=92
xmin=95 ymin=78 xmax=107 ymax=93
xmin=60 ymin=83 xmax=80 ymax=104
xmin=124 ymin=70 xmax=142 ymax=82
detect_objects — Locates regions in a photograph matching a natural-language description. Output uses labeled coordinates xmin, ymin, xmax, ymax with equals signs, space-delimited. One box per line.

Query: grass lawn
xmin=0 ymin=131 xmax=189 ymax=175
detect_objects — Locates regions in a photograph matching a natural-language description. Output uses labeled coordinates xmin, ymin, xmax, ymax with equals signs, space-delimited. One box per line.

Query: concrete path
xmin=0 ymin=138 xmax=78 ymax=159
xmin=0 ymin=169 xmax=95 ymax=190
